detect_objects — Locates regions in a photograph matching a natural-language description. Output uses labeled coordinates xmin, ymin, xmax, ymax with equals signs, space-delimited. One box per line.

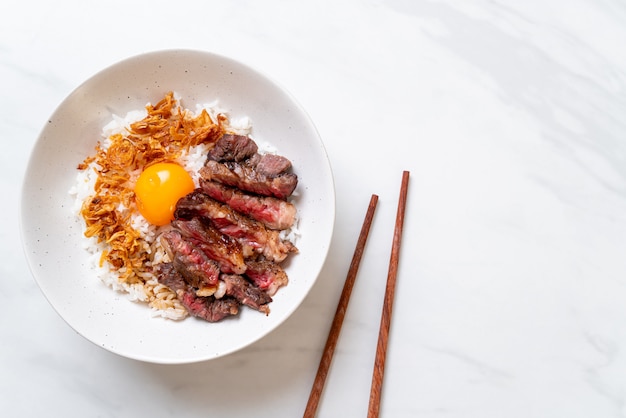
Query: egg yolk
xmin=134 ymin=162 xmax=195 ymax=226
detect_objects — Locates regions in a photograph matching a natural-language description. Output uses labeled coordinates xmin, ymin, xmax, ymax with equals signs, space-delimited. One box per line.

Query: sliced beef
xmin=220 ymin=274 xmax=272 ymax=314
xmin=199 ymin=179 xmax=296 ymax=230
xmin=175 ymin=191 xmax=297 ymax=262
xmin=171 ymin=217 xmax=247 ymax=275
xmin=154 ymin=133 xmax=298 ymax=322
xmin=207 ymin=133 xmax=259 ymax=162
xmin=155 ymin=262 xmax=186 ymax=292
xmin=244 ymin=259 xmax=289 ymax=296
xmin=178 ymin=291 xmax=240 ymax=322
xmin=255 ymin=153 xmax=292 ymax=177
xmin=200 ymin=159 xmax=298 ymax=200
xmin=155 ymin=263 xmax=239 ymax=322
xmin=159 ymin=230 xmax=220 ymax=291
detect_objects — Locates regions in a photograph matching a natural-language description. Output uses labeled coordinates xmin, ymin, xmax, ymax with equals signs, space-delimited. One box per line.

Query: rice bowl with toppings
xmin=21 ymin=50 xmax=335 ymax=363
xmin=69 ymin=92 xmax=299 ymax=321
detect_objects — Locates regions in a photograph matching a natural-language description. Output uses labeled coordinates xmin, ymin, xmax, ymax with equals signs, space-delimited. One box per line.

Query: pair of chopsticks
xmin=304 ymin=170 xmax=410 ymax=418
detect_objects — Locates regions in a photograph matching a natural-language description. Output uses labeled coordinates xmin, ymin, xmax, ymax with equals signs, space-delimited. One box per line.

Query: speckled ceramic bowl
xmin=20 ymin=49 xmax=335 ymax=364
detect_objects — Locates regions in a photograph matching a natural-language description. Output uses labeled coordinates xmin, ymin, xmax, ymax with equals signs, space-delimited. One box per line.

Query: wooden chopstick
xmin=303 ymin=194 xmax=379 ymax=418
xmin=368 ymin=170 xmax=410 ymax=418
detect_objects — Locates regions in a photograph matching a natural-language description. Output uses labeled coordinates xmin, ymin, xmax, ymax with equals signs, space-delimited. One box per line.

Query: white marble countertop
xmin=3 ymin=0 xmax=626 ymax=416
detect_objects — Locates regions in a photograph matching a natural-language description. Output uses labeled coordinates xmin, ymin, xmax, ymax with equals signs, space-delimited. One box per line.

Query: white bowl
xmin=20 ymin=50 xmax=335 ymax=364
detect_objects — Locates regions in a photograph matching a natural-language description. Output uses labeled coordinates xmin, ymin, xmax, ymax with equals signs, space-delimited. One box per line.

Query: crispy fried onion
xmin=78 ymin=92 xmax=226 ymax=283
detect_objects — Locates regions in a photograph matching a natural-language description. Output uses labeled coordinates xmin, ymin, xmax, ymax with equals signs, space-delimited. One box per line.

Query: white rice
xmin=69 ymin=96 xmax=298 ymax=320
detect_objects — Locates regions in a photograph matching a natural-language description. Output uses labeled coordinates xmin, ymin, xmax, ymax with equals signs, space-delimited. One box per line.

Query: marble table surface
xmin=3 ymin=0 xmax=626 ymax=416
